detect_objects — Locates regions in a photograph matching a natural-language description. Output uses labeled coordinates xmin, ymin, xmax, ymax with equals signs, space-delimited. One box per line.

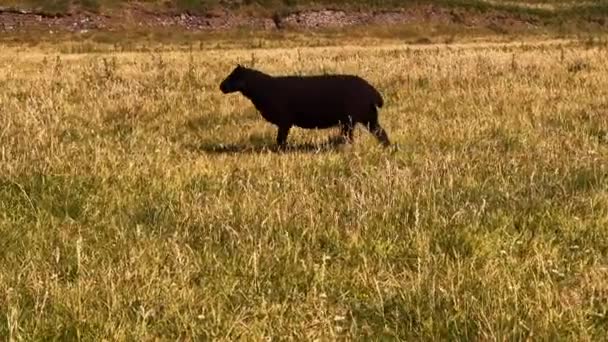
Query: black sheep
xmin=219 ymin=65 xmax=390 ymax=148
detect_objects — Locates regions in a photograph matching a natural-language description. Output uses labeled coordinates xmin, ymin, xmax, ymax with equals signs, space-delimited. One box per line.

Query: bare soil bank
xmin=0 ymin=3 xmax=606 ymax=34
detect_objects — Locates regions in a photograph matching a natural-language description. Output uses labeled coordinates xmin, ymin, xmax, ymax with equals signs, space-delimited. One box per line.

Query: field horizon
xmin=1 ymin=30 xmax=608 ymax=339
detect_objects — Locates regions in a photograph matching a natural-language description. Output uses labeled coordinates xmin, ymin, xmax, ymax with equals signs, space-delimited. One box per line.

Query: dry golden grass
xmin=1 ymin=35 xmax=607 ymax=340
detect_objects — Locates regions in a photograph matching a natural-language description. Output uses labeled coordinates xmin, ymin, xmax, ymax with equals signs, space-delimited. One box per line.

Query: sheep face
xmin=219 ymin=65 xmax=247 ymax=94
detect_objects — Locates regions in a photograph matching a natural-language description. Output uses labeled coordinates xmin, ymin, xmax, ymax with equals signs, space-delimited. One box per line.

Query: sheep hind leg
xmin=366 ymin=120 xmax=391 ymax=147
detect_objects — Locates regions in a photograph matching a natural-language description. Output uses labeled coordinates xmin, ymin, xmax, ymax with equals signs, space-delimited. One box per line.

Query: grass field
xmin=1 ymin=34 xmax=608 ymax=340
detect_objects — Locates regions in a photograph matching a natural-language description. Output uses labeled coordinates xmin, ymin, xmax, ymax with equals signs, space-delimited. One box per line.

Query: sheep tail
xmin=372 ymin=87 xmax=384 ymax=108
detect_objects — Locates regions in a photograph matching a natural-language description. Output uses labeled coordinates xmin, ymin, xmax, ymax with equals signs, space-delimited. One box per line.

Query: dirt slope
xmin=0 ymin=2 xmax=605 ymax=34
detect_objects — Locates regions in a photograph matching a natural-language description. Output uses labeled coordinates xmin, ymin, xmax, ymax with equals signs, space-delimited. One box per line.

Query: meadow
xmin=0 ymin=34 xmax=607 ymax=340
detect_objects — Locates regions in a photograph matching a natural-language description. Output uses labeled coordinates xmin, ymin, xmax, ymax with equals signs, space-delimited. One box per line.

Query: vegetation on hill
xmin=1 ymin=0 xmax=608 ymax=18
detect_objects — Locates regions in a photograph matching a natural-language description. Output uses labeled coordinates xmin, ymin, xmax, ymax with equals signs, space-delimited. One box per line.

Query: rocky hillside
xmin=0 ymin=0 xmax=606 ymax=33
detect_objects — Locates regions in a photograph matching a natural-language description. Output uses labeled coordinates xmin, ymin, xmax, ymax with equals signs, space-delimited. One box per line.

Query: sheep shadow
xmin=185 ymin=136 xmax=348 ymax=155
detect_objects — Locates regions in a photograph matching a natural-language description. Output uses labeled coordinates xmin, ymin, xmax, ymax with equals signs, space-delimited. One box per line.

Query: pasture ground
xmin=1 ymin=32 xmax=608 ymax=340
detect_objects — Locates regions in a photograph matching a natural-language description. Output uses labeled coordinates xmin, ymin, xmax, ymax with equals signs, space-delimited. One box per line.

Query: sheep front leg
xmin=340 ymin=122 xmax=354 ymax=144
xmin=276 ymin=125 xmax=291 ymax=149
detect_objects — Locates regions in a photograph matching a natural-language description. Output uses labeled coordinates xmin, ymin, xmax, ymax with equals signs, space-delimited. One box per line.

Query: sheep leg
xmin=339 ymin=122 xmax=354 ymax=143
xmin=366 ymin=121 xmax=391 ymax=147
xmin=276 ymin=125 xmax=291 ymax=148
